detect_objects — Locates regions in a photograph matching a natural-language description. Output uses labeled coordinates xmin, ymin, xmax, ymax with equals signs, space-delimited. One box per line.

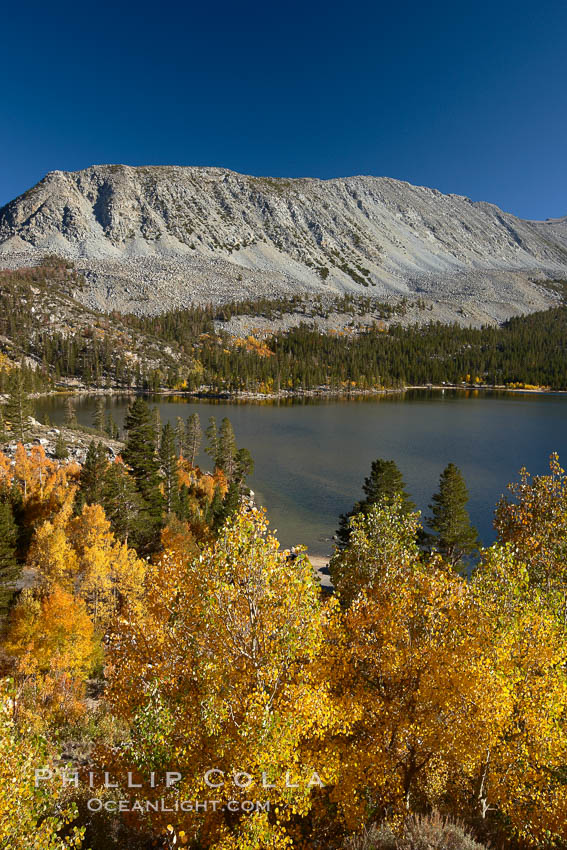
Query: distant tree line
xmin=3 ymin=260 xmax=567 ymax=391
xmin=124 ymin=298 xmax=567 ymax=392
xmin=195 ymin=308 xmax=567 ymax=391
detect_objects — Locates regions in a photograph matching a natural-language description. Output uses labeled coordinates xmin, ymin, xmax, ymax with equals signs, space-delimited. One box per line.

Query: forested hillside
xmin=2 ymin=259 xmax=567 ymax=394
xmin=0 ymin=259 xmax=197 ymax=391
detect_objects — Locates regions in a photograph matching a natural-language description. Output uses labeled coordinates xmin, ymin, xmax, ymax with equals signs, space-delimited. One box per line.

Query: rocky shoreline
xmin=12 ymin=380 xmax=564 ymax=408
xmin=143 ymin=383 xmax=562 ymax=401
xmin=0 ymin=419 xmax=123 ymax=463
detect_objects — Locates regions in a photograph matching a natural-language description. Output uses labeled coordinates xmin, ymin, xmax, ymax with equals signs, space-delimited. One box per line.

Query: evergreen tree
xmin=101 ymin=462 xmax=145 ymax=544
xmin=93 ymin=398 xmax=106 ymax=433
xmin=105 ymin=412 xmax=120 ymax=440
xmin=175 ymin=416 xmax=185 ymax=458
xmin=152 ymin=406 xmax=162 ymax=451
xmin=5 ymin=370 xmax=33 ymax=443
xmin=424 ymin=463 xmax=479 ymax=571
xmin=77 ymin=441 xmax=108 ymax=508
xmin=0 ymin=496 xmax=19 ymax=620
xmin=123 ymin=398 xmax=164 ymax=534
xmin=160 ymin=422 xmax=180 ymax=516
xmin=361 ymin=459 xmax=415 ymax=510
xmin=205 ymin=416 xmax=218 ymax=464
xmin=337 ymin=458 xmax=415 ymax=547
xmin=206 ymin=485 xmax=225 ymax=528
xmin=217 ymin=417 xmax=238 ymax=479
xmin=235 ymin=447 xmax=254 ymax=485
xmin=54 ymin=432 xmax=69 ymax=460
xmin=219 ymin=480 xmax=241 ymax=526
xmin=177 ymin=483 xmax=191 ymax=523
xmin=186 ymin=412 xmax=202 ymax=466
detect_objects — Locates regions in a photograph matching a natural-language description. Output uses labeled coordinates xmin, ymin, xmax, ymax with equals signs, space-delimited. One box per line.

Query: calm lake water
xmin=35 ymin=391 xmax=567 ymax=558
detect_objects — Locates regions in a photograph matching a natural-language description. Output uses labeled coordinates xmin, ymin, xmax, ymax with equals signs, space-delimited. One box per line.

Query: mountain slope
xmin=0 ymin=165 xmax=566 ymax=321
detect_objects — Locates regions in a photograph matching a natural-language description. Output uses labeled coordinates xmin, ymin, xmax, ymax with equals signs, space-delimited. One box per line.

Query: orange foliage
xmin=4 ymin=587 xmax=97 ymax=730
xmin=0 ymin=446 xmax=80 ymax=530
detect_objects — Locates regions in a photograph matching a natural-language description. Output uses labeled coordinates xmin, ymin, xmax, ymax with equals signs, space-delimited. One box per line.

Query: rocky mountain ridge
xmin=1 ymin=165 xmax=566 ymax=323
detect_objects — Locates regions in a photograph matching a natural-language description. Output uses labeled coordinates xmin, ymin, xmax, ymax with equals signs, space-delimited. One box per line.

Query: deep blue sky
xmin=1 ymin=0 xmax=566 ymax=219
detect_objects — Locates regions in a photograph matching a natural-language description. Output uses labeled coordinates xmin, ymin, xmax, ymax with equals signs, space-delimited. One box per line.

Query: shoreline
xmin=308 ymin=555 xmax=333 ymax=589
xmin=37 ymin=383 xmax=566 ymax=403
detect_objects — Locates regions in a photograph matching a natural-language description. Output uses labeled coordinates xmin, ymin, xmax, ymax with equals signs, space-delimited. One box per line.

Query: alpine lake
xmin=35 ymin=389 xmax=567 ymax=560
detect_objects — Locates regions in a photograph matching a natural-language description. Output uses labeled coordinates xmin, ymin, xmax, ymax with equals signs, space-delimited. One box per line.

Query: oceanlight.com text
xmin=86 ymin=798 xmax=271 ymax=814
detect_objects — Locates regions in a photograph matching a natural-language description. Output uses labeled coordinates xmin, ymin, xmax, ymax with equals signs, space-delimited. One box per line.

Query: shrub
xmin=343 ymin=823 xmax=396 ymax=850
xmin=344 ymin=812 xmax=488 ymax=850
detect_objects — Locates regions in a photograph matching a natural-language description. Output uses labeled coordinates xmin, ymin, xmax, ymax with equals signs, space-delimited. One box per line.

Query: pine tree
xmin=177 ymin=483 xmax=191 ymax=522
xmin=123 ymin=398 xmax=164 ymax=534
xmin=205 ymin=416 xmax=218 ymax=464
xmin=93 ymin=398 xmax=106 ymax=433
xmin=218 ymin=480 xmax=241 ymax=526
xmin=217 ymin=417 xmax=238 ymax=479
xmin=424 ymin=463 xmax=479 ymax=571
xmin=54 ymin=432 xmax=69 ymax=460
xmin=0 ymin=497 xmax=19 ymax=620
xmin=160 ymin=422 xmax=179 ymax=516
xmin=337 ymin=458 xmax=415 ymax=547
xmin=186 ymin=412 xmax=202 ymax=466
xmin=206 ymin=485 xmax=225 ymax=528
xmin=101 ymin=462 xmax=145 ymax=544
xmin=175 ymin=416 xmax=185 ymax=458
xmin=77 ymin=441 xmax=108 ymax=508
xmin=152 ymin=406 xmax=162 ymax=451
xmin=5 ymin=370 xmax=33 ymax=443
xmin=235 ymin=447 xmax=254 ymax=485
xmin=105 ymin=412 xmax=119 ymax=440
xmin=361 ymin=459 xmax=415 ymax=510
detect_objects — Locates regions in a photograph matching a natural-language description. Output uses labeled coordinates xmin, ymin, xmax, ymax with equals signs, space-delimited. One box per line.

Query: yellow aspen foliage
xmin=328 ymin=498 xmax=567 ymax=846
xmin=2 ymin=441 xmax=567 ymax=848
xmin=210 ymin=812 xmax=293 ymax=850
xmin=199 ymin=471 xmax=217 ymax=502
xmin=6 ymin=587 xmax=95 ymax=678
xmin=160 ymin=516 xmax=199 ymax=559
xmin=2 ymin=446 xmax=80 ymax=529
xmin=29 ymin=519 xmax=79 ymax=589
xmin=494 ymin=453 xmax=567 ymax=608
xmin=68 ymin=504 xmax=146 ymax=628
xmin=25 ymin=460 xmax=81 ymax=528
xmin=176 ymin=462 xmax=194 ymax=489
xmin=13 ymin=442 xmax=35 ymax=498
xmin=329 ymin=496 xmax=422 ymax=605
xmin=212 ymin=465 xmax=229 ymax=496
xmin=28 ymin=503 xmax=146 ymax=630
xmin=0 ymin=451 xmax=12 ymax=487
xmin=471 ymin=543 xmax=567 ymax=845
xmin=328 ymin=509 xmax=504 ymax=828
xmin=4 ymin=587 xmax=97 ymax=729
xmin=0 ymin=683 xmax=84 ymax=848
xmin=177 ymin=459 xmax=228 ymax=534
xmin=104 ymin=507 xmax=341 ymax=848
